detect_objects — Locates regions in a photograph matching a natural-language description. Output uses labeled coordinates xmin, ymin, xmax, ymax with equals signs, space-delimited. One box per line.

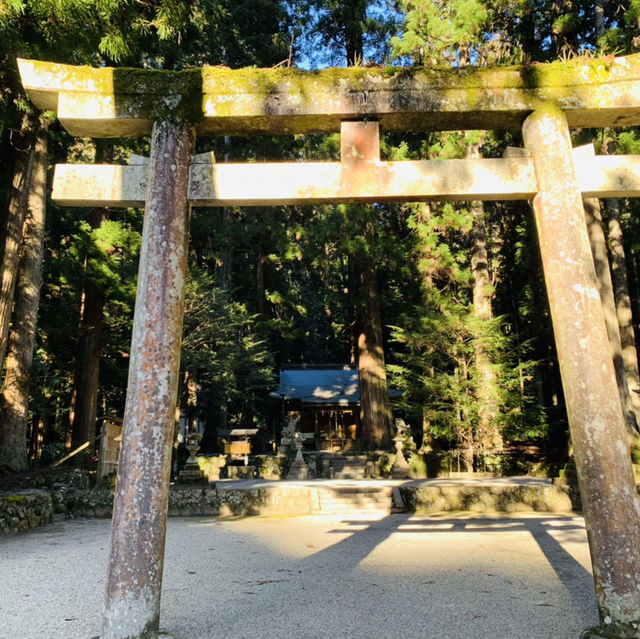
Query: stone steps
xmin=314 ymin=485 xmax=399 ymax=514
xmin=321 ymin=454 xmax=369 ymax=479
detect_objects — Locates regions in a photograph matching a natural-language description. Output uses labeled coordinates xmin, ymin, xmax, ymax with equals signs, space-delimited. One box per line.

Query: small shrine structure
xmin=270 ymin=365 xmax=402 ymax=450
xmin=17 ymin=53 xmax=640 ymax=638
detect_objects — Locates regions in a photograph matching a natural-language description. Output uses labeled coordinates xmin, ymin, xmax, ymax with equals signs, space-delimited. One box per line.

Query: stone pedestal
xmin=287 ymin=436 xmax=309 ymax=480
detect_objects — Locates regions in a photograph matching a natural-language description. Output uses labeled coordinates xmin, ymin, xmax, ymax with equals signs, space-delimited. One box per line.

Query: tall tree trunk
xmin=594 ymin=11 xmax=640 ymax=427
xmin=0 ymin=56 xmax=31 ymax=259
xmin=583 ymin=195 xmax=640 ymax=435
xmin=471 ymin=201 xmax=503 ymax=451
xmin=468 ymin=139 xmax=502 ymax=453
xmin=628 ymin=247 xmax=640 ymax=333
xmin=415 ymin=203 xmax=434 ymax=288
xmin=607 ymin=198 xmax=640 ymax=414
xmin=415 ymin=203 xmax=435 ymax=451
xmin=0 ymin=123 xmax=47 ymax=469
xmin=347 ymin=255 xmax=358 ymax=365
xmin=256 ymin=239 xmax=266 ymax=315
xmin=0 ymin=112 xmax=37 ymax=371
xmin=68 ymin=247 xmax=105 ymax=455
xmin=594 ymin=0 xmax=604 ymax=41
xmin=218 ymin=208 xmax=234 ymax=289
xmin=454 ymin=358 xmax=474 ymax=472
xmin=68 ymin=141 xmax=112 ymax=458
xmin=355 ymin=215 xmax=392 ymax=449
xmin=343 ymin=2 xmax=365 ymax=65
xmin=28 ymin=414 xmax=45 ymax=463
xmin=333 ymin=5 xmax=391 ymax=448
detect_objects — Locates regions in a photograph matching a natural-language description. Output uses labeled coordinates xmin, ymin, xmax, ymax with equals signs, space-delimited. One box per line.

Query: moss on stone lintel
xmin=21 ymin=52 xmax=640 ymax=101
xmin=201 ymin=53 xmax=640 ymax=94
xmin=18 ymin=53 xmax=640 ymax=137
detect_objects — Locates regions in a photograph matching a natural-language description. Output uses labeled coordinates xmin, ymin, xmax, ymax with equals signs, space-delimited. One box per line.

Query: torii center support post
xmin=101 ymin=118 xmax=194 ymax=639
xmin=523 ymin=105 xmax=640 ymax=634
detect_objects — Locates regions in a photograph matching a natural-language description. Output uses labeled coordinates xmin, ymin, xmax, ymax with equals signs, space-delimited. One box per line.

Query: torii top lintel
xmin=17 ymin=54 xmax=640 ymax=138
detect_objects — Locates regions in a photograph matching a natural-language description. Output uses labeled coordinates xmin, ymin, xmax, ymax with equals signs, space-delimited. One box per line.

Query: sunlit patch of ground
xmin=0 ymin=513 xmax=598 ymax=638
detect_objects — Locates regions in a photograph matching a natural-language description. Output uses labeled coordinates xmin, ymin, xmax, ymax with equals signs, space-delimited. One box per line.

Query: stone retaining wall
xmin=71 ymin=485 xmax=316 ymax=518
xmin=398 ymin=482 xmax=574 ymax=513
xmin=0 ymin=491 xmax=53 ymax=534
xmin=0 ymin=479 xmax=586 ymax=533
xmin=168 ymin=486 xmax=314 ymax=516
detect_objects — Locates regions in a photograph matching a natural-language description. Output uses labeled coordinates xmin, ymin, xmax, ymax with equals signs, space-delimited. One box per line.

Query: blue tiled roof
xmin=269 ymin=367 xmax=402 ymax=405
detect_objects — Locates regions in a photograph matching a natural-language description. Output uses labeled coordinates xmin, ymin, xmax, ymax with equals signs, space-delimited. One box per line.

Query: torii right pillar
xmin=523 ymin=104 xmax=640 ymax=636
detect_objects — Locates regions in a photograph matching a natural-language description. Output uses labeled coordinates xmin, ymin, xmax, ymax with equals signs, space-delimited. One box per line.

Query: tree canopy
xmin=1 ymin=0 xmax=640 ymax=471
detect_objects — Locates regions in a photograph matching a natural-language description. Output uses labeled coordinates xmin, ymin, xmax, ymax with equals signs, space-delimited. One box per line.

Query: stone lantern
xmin=392 ymin=419 xmax=410 ymax=479
xmin=176 ymin=431 xmax=207 ymax=485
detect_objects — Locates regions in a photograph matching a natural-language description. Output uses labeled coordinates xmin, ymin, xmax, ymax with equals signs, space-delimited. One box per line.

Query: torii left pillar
xmin=101 ymin=118 xmax=194 ymax=639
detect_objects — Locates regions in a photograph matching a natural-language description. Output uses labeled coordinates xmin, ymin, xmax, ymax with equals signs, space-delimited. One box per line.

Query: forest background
xmin=2 ymin=0 xmax=640 ymax=474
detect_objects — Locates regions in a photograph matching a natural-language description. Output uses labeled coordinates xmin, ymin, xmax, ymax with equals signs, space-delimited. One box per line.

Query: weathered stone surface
xmin=18 ymin=481 xmax=587 ymax=520
xmin=52 ymin=164 xmax=148 ymax=207
xmin=226 ymin=465 xmax=257 ymax=479
xmin=524 ymin=104 xmax=640 ymax=632
xmin=73 ymin=489 xmax=116 ymax=518
xmin=69 ymin=486 xmax=316 ymax=518
xmin=102 ymin=119 xmax=194 ymax=639
xmin=0 ymin=491 xmax=53 ymax=534
xmin=50 ymin=153 xmax=640 ymax=208
xmin=17 ymin=54 xmax=640 ymax=137
xmin=400 ymin=483 xmax=573 ymax=513
xmin=196 ymin=454 xmax=227 ymax=480
xmin=251 ymin=455 xmax=285 ymax=480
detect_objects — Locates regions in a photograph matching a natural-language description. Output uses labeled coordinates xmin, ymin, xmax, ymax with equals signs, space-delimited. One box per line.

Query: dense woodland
xmin=1 ymin=0 xmax=640 ymax=472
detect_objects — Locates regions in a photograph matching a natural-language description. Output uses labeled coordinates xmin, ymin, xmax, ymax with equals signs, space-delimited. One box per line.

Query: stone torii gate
xmin=18 ymin=55 xmax=640 ymax=638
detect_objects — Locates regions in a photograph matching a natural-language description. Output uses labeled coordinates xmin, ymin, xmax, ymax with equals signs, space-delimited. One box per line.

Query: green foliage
xmin=387 ymin=160 xmax=547 ymax=454
xmin=391 ymin=0 xmax=489 ymax=65
xmin=616 ymin=131 xmax=640 ymax=155
xmin=408 ymin=452 xmax=428 ymax=477
xmin=9 ymin=0 xmax=635 ymax=469
xmin=389 ymin=308 xmax=547 ymax=450
xmin=182 ymin=266 xmax=275 ymax=431
xmin=68 ymin=216 xmax=141 ymax=296
xmin=90 ymin=0 xmax=294 ymax=68
xmin=1 ymin=0 xmax=101 ymax=63
xmin=292 ymin=0 xmax=400 ymax=66
xmin=39 ymin=442 xmax=65 ymax=466
xmin=31 ymin=197 xmax=142 ymax=437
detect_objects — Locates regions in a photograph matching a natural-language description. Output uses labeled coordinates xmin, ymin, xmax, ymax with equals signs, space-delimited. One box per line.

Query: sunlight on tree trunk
xmin=355 ymin=220 xmax=392 ymax=449
xmin=607 ymin=197 xmax=640 ymax=418
xmin=595 ymin=4 xmax=640 ymax=429
xmin=469 ymin=139 xmax=502 ymax=454
xmin=0 ymin=112 xmax=36 ymax=372
xmin=68 ymin=141 xmax=113 ymax=460
xmin=416 ymin=204 xmax=436 ymax=452
xmin=0 ymin=123 xmax=47 ymax=469
xmin=583 ymin=195 xmax=639 ymax=436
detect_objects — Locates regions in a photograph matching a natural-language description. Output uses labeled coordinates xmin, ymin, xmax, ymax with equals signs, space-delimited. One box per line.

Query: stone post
xmin=523 ymin=104 xmax=640 ymax=635
xmin=101 ymin=118 xmax=194 ymax=639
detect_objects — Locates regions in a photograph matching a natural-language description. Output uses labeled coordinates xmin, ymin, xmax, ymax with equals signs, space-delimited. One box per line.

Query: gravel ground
xmin=0 ymin=512 xmax=598 ymax=639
